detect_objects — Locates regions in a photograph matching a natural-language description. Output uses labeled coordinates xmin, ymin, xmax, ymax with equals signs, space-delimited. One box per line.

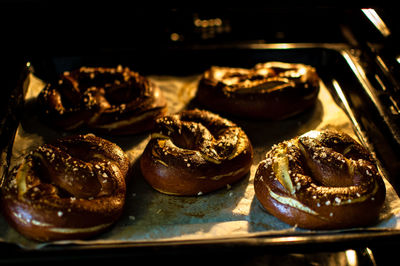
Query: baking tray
xmin=1 ymin=43 xmax=400 ymax=258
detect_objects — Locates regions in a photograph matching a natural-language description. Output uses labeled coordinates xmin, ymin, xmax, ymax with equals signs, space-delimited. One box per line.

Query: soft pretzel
xmin=38 ymin=65 xmax=167 ymax=135
xmin=254 ymin=129 xmax=386 ymax=229
xmin=196 ymin=61 xmax=320 ymax=119
xmin=140 ymin=109 xmax=253 ymax=196
xmin=1 ymin=134 xmax=129 ymax=241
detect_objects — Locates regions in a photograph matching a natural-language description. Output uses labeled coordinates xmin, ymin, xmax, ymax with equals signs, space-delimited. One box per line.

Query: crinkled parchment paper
xmin=1 ymin=72 xmax=400 ymax=249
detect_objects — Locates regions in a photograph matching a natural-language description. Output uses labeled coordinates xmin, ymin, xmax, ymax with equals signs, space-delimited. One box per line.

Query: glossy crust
xmin=140 ymin=109 xmax=253 ymax=196
xmin=196 ymin=62 xmax=320 ymax=119
xmin=254 ymin=129 xmax=386 ymax=229
xmin=38 ymin=65 xmax=167 ymax=135
xmin=1 ymin=134 xmax=130 ymax=241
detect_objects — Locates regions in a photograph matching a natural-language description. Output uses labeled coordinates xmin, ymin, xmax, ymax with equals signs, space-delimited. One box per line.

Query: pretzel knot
xmin=254 ymin=129 xmax=386 ymax=229
xmin=38 ymin=65 xmax=167 ymax=135
xmin=140 ymin=109 xmax=253 ymax=196
xmin=1 ymin=134 xmax=130 ymax=241
xmin=196 ymin=61 xmax=320 ymax=119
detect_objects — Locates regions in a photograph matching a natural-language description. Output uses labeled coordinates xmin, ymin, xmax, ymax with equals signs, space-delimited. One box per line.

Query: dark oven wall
xmin=0 ymin=5 xmax=382 ymax=53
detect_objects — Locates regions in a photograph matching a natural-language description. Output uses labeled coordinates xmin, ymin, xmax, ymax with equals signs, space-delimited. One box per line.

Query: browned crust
xmin=140 ymin=109 xmax=253 ymax=196
xmin=196 ymin=62 xmax=320 ymax=119
xmin=38 ymin=66 xmax=167 ymax=135
xmin=1 ymin=134 xmax=130 ymax=241
xmin=254 ymin=129 xmax=386 ymax=229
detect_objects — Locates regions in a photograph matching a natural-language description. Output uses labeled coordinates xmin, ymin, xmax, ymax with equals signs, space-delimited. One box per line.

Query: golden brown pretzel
xmin=38 ymin=65 xmax=167 ymax=135
xmin=196 ymin=62 xmax=320 ymax=119
xmin=1 ymin=134 xmax=130 ymax=241
xmin=140 ymin=109 xmax=253 ymax=196
xmin=254 ymin=129 xmax=386 ymax=229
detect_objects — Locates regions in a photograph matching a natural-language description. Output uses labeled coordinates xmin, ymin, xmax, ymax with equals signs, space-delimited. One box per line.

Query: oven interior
xmin=1 ymin=4 xmax=400 ymax=265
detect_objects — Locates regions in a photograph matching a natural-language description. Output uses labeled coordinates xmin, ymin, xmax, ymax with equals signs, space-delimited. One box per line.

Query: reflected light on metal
xmin=270 ymin=43 xmax=296 ymax=49
xmin=170 ymin=33 xmax=180 ymax=41
xmin=364 ymin=248 xmax=377 ymax=266
xmin=194 ymin=18 xmax=222 ymax=28
xmin=396 ymin=55 xmax=400 ymax=64
xmin=345 ymin=249 xmax=358 ymax=266
xmin=362 ymin=8 xmax=391 ymax=37
xmin=332 ymin=80 xmax=352 ymax=117
xmin=341 ymin=51 xmax=381 ymax=114
xmin=272 ymin=236 xmax=300 ymax=243
xmin=375 ymin=74 xmax=387 ymax=91
xmin=376 ymin=55 xmax=389 ymax=73
xmin=331 ymin=79 xmax=361 ymax=138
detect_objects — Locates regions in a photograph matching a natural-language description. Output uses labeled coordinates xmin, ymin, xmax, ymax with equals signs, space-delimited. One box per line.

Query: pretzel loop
xmin=196 ymin=62 xmax=320 ymax=119
xmin=38 ymin=66 xmax=167 ymax=135
xmin=254 ymin=130 xmax=386 ymax=229
xmin=141 ymin=109 xmax=253 ymax=196
xmin=1 ymin=134 xmax=129 ymax=241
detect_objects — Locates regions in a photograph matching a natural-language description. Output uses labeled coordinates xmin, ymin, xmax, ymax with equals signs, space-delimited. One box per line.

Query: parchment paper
xmin=2 ymin=72 xmax=400 ymax=249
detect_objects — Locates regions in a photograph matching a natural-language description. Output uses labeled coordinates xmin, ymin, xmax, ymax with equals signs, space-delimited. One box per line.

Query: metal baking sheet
xmin=1 ymin=44 xmax=400 ymax=251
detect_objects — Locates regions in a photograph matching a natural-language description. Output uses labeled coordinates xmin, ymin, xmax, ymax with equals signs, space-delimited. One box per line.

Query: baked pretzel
xmin=140 ymin=109 xmax=253 ymax=196
xmin=38 ymin=65 xmax=167 ymax=135
xmin=254 ymin=129 xmax=386 ymax=229
xmin=1 ymin=134 xmax=129 ymax=241
xmin=196 ymin=61 xmax=320 ymax=119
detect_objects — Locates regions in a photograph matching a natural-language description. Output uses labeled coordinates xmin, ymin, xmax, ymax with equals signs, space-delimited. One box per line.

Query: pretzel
xmin=140 ymin=109 xmax=253 ymax=196
xmin=38 ymin=65 xmax=167 ymax=135
xmin=1 ymin=134 xmax=130 ymax=241
xmin=196 ymin=61 xmax=320 ymax=119
xmin=254 ymin=129 xmax=386 ymax=229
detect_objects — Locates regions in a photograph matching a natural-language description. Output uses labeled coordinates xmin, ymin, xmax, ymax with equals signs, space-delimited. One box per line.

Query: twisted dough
xmin=254 ymin=129 xmax=386 ymax=229
xmin=196 ymin=62 xmax=320 ymax=119
xmin=140 ymin=109 xmax=253 ymax=196
xmin=38 ymin=65 xmax=167 ymax=135
xmin=1 ymin=134 xmax=129 ymax=241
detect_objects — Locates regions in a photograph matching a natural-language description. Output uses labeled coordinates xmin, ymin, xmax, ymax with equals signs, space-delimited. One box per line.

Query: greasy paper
xmin=1 ymin=72 xmax=400 ymax=249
